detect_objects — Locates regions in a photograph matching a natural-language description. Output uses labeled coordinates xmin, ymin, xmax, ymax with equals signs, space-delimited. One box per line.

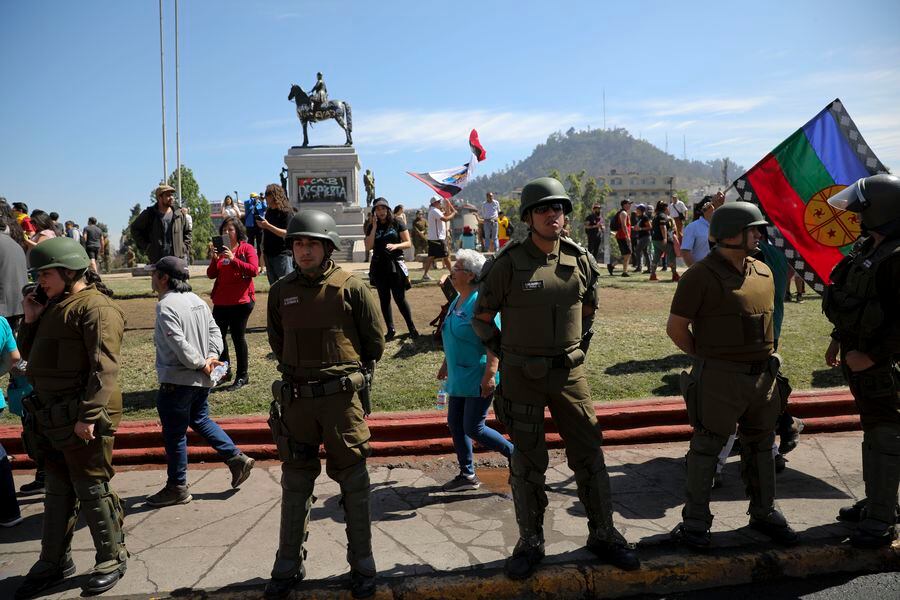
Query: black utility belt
xmin=702 ymin=356 xmax=773 ymax=375
xmin=276 ymin=372 xmax=366 ymax=402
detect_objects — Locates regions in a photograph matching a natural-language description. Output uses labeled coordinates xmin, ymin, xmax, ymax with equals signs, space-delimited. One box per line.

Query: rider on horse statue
xmin=311 ymin=72 xmax=328 ymax=110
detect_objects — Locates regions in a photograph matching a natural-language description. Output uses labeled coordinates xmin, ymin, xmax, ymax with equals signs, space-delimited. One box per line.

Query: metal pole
xmin=175 ymin=0 xmax=182 ymax=204
xmin=158 ymin=0 xmax=167 ymax=183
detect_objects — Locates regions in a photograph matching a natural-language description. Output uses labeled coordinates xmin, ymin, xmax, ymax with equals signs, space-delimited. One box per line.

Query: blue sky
xmin=2 ymin=0 xmax=899 ymax=240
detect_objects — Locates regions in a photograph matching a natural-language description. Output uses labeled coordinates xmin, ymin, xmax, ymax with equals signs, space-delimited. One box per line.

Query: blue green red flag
xmin=733 ymin=99 xmax=888 ymax=294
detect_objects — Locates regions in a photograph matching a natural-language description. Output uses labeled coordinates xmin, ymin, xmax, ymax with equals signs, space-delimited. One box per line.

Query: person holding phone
xmin=437 ymin=249 xmax=511 ymax=492
xmin=364 ymin=198 xmax=417 ymax=340
xmin=207 ymin=217 xmax=259 ymax=390
xmin=15 ymin=237 xmax=129 ymax=597
xmin=254 ymin=184 xmax=295 ymax=284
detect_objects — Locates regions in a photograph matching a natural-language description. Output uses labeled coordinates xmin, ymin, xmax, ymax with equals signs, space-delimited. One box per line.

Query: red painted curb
xmin=1 ymin=388 xmax=858 ymax=469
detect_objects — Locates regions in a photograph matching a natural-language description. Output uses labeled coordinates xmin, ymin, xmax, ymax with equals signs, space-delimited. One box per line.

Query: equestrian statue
xmin=288 ymin=72 xmax=353 ymax=147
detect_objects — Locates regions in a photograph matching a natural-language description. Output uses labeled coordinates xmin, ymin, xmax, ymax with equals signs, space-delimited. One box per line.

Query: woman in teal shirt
xmin=437 ymin=249 xmax=513 ymax=491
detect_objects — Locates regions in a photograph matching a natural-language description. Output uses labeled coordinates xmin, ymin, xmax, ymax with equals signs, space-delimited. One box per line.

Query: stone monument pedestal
xmin=284 ymin=146 xmax=366 ymax=262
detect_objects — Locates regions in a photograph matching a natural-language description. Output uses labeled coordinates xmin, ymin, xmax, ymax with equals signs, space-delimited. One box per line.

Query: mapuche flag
xmin=733 ymin=99 xmax=888 ymax=294
xmin=408 ymin=129 xmax=487 ymax=199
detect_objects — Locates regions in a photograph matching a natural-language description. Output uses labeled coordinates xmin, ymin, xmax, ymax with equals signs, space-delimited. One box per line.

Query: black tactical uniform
xmin=823 ymin=174 xmax=900 ymax=548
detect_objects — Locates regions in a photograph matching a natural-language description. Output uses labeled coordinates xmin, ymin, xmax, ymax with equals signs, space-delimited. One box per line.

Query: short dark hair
xmin=219 ymin=216 xmax=248 ymax=241
xmin=88 ymin=216 xmax=97 ymax=225
xmin=49 ymin=212 xmax=59 ymax=221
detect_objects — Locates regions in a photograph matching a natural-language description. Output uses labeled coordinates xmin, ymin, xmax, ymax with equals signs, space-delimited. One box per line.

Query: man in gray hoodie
xmin=145 ymin=256 xmax=255 ymax=507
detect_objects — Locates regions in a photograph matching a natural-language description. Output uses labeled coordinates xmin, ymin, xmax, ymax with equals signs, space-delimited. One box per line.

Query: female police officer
xmin=824 ymin=174 xmax=900 ymax=548
xmin=15 ymin=237 xmax=128 ymax=598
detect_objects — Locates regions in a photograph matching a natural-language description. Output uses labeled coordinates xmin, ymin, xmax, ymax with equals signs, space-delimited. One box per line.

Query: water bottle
xmin=435 ymin=382 xmax=448 ymax=410
xmin=210 ymin=361 xmax=229 ymax=385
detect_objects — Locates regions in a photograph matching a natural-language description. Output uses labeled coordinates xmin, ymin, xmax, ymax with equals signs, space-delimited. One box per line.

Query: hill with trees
xmin=458 ymin=127 xmax=742 ymax=205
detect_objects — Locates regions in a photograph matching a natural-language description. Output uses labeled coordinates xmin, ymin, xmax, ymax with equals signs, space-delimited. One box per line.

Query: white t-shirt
xmin=670 ymin=199 xmax=688 ymax=219
xmin=427 ymin=205 xmax=446 ymax=241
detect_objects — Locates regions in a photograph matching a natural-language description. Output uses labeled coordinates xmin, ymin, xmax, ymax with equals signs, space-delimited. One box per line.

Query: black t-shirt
xmin=585 ymin=212 xmax=602 ymax=240
xmin=651 ymin=213 xmax=669 ymax=242
xmin=83 ymin=224 xmax=103 ymax=248
xmin=636 ymin=214 xmax=651 ymax=239
xmin=262 ymin=207 xmax=293 ymax=256
xmin=369 ymin=220 xmax=407 ymax=262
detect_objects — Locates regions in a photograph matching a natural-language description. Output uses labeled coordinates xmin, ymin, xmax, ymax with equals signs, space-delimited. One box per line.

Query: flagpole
xmin=175 ymin=0 xmax=182 ymax=203
xmin=158 ymin=0 xmax=167 ymax=183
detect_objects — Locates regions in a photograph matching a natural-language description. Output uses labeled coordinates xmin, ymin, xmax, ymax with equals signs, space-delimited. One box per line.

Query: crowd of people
xmin=1 ymin=171 xmax=898 ymax=600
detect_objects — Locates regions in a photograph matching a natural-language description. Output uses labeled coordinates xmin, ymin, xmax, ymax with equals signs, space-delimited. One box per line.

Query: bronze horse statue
xmin=288 ymin=84 xmax=353 ymax=147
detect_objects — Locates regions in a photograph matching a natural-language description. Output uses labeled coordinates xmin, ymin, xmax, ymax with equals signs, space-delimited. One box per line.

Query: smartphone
xmin=22 ymin=283 xmax=48 ymax=305
xmin=212 ymin=235 xmax=226 ymax=251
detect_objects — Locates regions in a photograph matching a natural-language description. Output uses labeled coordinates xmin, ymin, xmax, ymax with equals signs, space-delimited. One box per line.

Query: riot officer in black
xmin=823 ymin=174 xmax=900 ymax=548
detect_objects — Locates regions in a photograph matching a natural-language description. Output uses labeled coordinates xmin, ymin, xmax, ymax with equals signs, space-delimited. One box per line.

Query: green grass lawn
xmin=1 ymin=276 xmax=845 ymax=423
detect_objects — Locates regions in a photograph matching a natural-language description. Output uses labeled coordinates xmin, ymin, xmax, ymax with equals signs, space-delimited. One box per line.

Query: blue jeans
xmin=156 ymin=384 xmax=240 ymax=486
xmin=447 ymin=395 xmax=514 ymax=476
xmin=265 ymin=253 xmax=294 ymax=284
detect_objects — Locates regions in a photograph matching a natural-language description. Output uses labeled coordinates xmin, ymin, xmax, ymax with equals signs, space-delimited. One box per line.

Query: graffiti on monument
xmin=297 ymin=176 xmax=348 ymax=203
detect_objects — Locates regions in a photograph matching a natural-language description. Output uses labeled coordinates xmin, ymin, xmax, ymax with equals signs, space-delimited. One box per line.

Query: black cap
xmin=150 ymin=256 xmax=190 ymax=280
xmin=373 ymin=198 xmax=390 ymax=209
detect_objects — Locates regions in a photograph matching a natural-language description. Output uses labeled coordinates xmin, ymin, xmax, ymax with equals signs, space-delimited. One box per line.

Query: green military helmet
xmin=285 ymin=209 xmax=341 ymax=250
xmin=827 ymin=174 xmax=900 ymax=230
xmin=709 ymin=202 xmax=768 ymax=240
xmin=519 ymin=177 xmax=573 ymax=219
xmin=27 ymin=236 xmax=90 ymax=272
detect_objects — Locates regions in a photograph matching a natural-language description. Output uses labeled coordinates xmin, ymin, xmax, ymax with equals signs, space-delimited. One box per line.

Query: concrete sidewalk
xmin=1 ymin=431 xmax=897 ymax=599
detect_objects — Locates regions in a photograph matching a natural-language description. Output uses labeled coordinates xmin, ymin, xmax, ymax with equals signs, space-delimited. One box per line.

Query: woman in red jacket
xmin=207 ymin=217 xmax=258 ymax=389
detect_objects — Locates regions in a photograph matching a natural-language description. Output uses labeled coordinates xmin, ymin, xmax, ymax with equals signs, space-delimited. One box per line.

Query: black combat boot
xmin=15 ymin=556 xmax=76 ymax=599
xmin=670 ymin=523 xmax=711 ymax=550
xmin=82 ymin=566 xmax=125 ymax=596
xmin=838 ymin=498 xmax=868 ymax=522
xmin=264 ymin=564 xmax=305 ymax=599
xmin=585 ymin=535 xmax=640 ymax=571
xmin=350 ymin=569 xmax=376 ymax=599
xmin=504 ymin=537 xmax=545 ymax=580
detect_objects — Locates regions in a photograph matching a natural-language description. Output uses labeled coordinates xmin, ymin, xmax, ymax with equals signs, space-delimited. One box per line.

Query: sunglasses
xmin=533 ymin=203 xmax=564 ymax=215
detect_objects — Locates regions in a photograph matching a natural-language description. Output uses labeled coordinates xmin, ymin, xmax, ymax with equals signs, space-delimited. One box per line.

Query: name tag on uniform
xmin=522 ymin=281 xmax=544 ymax=291
xmin=283 ymin=296 xmax=300 ymax=306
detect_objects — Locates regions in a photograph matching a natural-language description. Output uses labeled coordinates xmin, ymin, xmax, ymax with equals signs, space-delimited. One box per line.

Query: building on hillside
xmin=597 ymin=170 xmax=675 ymax=204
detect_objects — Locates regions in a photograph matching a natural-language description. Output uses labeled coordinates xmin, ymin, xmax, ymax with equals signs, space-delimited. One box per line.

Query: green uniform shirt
xmin=267 ymin=260 xmax=384 ymax=379
xmin=17 ymin=285 xmax=126 ymax=425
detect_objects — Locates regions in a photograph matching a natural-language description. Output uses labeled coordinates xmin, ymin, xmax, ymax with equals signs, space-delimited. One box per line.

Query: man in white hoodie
xmin=145 ymin=256 xmax=254 ymax=507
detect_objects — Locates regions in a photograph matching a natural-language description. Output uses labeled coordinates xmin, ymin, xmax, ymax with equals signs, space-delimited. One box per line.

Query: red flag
xmin=469 ymin=129 xmax=486 ymax=162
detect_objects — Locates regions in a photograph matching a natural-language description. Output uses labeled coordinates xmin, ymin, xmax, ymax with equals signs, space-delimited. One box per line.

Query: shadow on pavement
xmin=811 ymin=367 xmax=845 ymax=388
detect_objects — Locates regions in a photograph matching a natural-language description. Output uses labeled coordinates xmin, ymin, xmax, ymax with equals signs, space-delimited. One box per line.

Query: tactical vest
xmin=692 ymin=255 xmax=775 ymax=361
xmin=823 ymin=237 xmax=900 ymax=352
xmin=277 ymin=268 xmax=363 ymax=369
xmin=28 ymin=289 xmax=107 ymax=395
xmin=499 ymin=239 xmax=586 ymax=356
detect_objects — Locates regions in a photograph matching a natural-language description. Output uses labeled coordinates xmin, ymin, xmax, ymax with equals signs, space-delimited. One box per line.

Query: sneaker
xmin=648 ymin=273 xmax=658 ymax=281
xmin=621 ymin=271 xmax=630 ymax=277
xmin=442 ymin=474 xmax=481 ymax=492
xmin=420 ymin=274 xmax=432 ymax=281
xmin=408 ymin=329 xmax=420 ymax=339
xmin=385 ymin=329 xmax=396 ymax=341
xmin=227 ymin=453 xmax=255 ymax=489
xmin=795 ymin=293 xmax=804 ymax=303
xmin=672 ymin=272 xmax=681 ymax=282
xmin=778 ymin=417 xmax=804 ymax=455
xmin=670 ymin=523 xmax=711 ymax=550
xmin=19 ymin=478 xmax=45 ymax=496
xmin=145 ymin=483 xmax=192 ymax=507
xmin=1 ymin=514 xmax=24 ymax=527
xmin=606 ymin=263 xmax=615 ymax=276
xmin=774 ymin=453 xmax=787 ymax=473
xmin=229 ymin=377 xmax=249 ymax=391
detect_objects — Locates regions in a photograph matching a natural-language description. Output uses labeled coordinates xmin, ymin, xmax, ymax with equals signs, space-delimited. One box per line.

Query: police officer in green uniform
xmin=667 ymin=203 xmax=798 ymax=549
xmin=823 ymin=174 xmax=900 ymax=548
xmin=15 ymin=237 xmax=128 ymax=598
xmin=264 ymin=210 xmax=385 ymax=599
xmin=473 ymin=177 xmax=639 ymax=579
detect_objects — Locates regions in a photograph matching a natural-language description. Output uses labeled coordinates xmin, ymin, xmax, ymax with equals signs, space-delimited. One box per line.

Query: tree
xmin=122 ymin=202 xmax=147 ymax=264
xmin=167 ymin=166 xmax=214 ymax=261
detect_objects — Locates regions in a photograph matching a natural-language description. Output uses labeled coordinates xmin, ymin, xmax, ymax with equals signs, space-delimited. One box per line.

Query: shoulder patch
xmin=475 ymin=241 xmax=518 ymax=284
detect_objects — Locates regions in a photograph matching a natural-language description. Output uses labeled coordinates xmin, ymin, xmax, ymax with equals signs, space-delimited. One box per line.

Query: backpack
xmin=609 ymin=210 xmax=622 ymax=232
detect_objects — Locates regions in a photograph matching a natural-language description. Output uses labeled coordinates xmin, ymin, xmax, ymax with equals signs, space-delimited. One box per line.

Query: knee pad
xmin=866 ymin=426 xmax=900 ymax=456
xmin=334 ymin=461 xmax=370 ymax=494
xmin=73 ymin=480 xmax=110 ymax=501
xmin=690 ymin=432 xmax=728 ymax=457
xmin=281 ymin=464 xmax=318 ymax=495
